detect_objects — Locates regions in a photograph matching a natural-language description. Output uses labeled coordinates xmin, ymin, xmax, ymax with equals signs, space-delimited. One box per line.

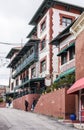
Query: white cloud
xmin=0 ymin=68 xmax=10 ymax=85
xmin=0 ymin=0 xmax=43 ymax=85
xmin=60 ymin=0 xmax=84 ymax=7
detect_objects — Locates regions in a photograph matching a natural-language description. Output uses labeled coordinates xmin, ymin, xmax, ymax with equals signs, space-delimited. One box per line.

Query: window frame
xmin=40 ymin=57 xmax=47 ymax=73
xmin=11 ymin=82 xmax=14 ymax=90
xmin=16 ymin=78 xmax=19 ymax=86
xmin=41 ymin=60 xmax=46 ymax=72
xmin=69 ymin=46 xmax=75 ymax=60
xmin=61 ymin=52 xmax=67 ymax=65
xmin=40 ymin=36 xmax=46 ymax=50
xmin=62 ymin=17 xmax=72 ymax=27
xmin=31 ymin=67 xmax=36 ymax=78
xmin=59 ymin=13 xmax=75 ymax=27
xmin=40 ymin=17 xmax=46 ymax=33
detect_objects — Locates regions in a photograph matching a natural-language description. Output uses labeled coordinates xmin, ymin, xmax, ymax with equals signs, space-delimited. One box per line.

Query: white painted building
xmin=6 ymin=0 xmax=83 ymax=97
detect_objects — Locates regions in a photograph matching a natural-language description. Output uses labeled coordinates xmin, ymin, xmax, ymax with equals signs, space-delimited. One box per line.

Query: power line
xmin=0 ymin=42 xmax=24 ymax=46
xmin=0 ymin=39 xmax=51 ymax=46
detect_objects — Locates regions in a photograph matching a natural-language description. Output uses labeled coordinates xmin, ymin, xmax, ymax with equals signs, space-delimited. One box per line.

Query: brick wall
xmin=0 ymin=88 xmax=6 ymax=96
xmin=13 ymin=94 xmax=40 ymax=111
xmin=34 ymin=88 xmax=75 ymax=119
xmin=0 ymin=88 xmax=6 ymax=108
xmin=76 ymin=30 xmax=84 ymax=80
xmin=0 ymin=102 xmax=6 ymax=107
xmin=65 ymin=90 xmax=76 ymax=119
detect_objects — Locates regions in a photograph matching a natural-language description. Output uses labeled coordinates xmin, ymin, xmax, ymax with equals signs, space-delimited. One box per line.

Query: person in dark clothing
xmin=25 ymin=100 xmax=29 ymax=111
xmin=32 ymin=99 xmax=37 ymax=110
xmin=8 ymin=99 xmax=11 ymax=107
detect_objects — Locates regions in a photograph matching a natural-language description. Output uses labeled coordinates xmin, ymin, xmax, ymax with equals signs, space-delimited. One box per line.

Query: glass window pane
xmin=61 ymin=53 xmax=67 ymax=65
xmin=41 ymin=60 xmax=46 ymax=72
xmin=62 ymin=17 xmax=72 ymax=27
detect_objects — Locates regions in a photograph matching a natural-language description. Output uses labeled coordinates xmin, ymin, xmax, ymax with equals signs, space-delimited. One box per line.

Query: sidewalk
xmin=36 ymin=113 xmax=84 ymax=130
xmin=55 ymin=118 xmax=84 ymax=130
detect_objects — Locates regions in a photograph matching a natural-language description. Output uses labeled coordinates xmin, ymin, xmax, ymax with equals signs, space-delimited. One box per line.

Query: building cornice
xmin=29 ymin=0 xmax=84 ymax=25
xmin=6 ymin=47 xmax=21 ymax=59
xmin=70 ymin=12 xmax=84 ymax=37
xmin=26 ymin=26 xmax=37 ymax=38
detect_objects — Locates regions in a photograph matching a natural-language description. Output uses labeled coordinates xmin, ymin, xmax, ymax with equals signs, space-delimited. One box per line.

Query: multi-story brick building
xmin=28 ymin=0 xmax=83 ymax=82
xmin=6 ymin=0 xmax=84 ymax=113
xmin=67 ymin=12 xmax=84 ymax=121
xmin=6 ymin=47 xmax=21 ymax=93
xmin=50 ymin=12 xmax=84 ymax=121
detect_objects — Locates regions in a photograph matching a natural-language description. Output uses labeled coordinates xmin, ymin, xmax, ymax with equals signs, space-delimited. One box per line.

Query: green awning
xmin=5 ymin=91 xmax=18 ymax=96
xmin=57 ymin=47 xmax=67 ymax=56
xmin=14 ymin=79 xmax=30 ymax=90
xmin=57 ymin=42 xmax=75 ymax=56
xmin=68 ymin=42 xmax=75 ymax=48
xmin=60 ymin=67 xmax=75 ymax=78
xmin=54 ymin=67 xmax=75 ymax=82
xmin=54 ymin=76 xmax=60 ymax=82
xmin=30 ymin=77 xmax=44 ymax=82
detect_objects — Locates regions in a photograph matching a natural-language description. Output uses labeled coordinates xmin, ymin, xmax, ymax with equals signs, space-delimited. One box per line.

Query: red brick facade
xmin=34 ymin=88 xmax=75 ymax=119
xmin=0 ymin=102 xmax=6 ymax=107
xmin=49 ymin=8 xmax=53 ymax=74
xmin=53 ymin=4 xmax=81 ymax=14
xmin=13 ymin=94 xmax=40 ymax=111
xmin=75 ymin=30 xmax=84 ymax=80
xmin=0 ymin=87 xmax=6 ymax=108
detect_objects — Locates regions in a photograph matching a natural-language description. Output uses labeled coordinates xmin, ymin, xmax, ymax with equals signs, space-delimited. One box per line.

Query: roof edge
xmin=29 ymin=0 xmax=84 ymax=25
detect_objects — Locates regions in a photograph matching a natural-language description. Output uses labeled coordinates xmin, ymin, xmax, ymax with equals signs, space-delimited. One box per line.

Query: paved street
xmin=0 ymin=108 xmax=77 ymax=130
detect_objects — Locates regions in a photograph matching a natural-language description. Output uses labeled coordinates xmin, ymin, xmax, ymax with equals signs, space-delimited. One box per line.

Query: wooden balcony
xmin=12 ymin=53 xmax=38 ymax=78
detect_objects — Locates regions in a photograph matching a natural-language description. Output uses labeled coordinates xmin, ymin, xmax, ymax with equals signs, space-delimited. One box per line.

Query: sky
xmin=0 ymin=0 xmax=84 ymax=86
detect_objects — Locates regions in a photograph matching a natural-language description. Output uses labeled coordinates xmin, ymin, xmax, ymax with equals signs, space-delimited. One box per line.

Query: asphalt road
xmin=0 ymin=108 xmax=77 ymax=130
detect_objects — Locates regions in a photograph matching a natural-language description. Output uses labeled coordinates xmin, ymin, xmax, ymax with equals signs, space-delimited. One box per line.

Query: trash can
xmin=70 ymin=114 xmax=76 ymax=121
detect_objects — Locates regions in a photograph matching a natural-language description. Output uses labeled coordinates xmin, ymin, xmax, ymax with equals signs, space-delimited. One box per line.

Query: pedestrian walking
xmin=8 ymin=99 xmax=11 ymax=107
xmin=32 ymin=99 xmax=37 ymax=110
xmin=25 ymin=100 xmax=29 ymax=111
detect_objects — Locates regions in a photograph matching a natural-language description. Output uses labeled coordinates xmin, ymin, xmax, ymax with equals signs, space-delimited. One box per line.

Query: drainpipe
xmin=79 ymin=90 xmax=81 ymax=123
